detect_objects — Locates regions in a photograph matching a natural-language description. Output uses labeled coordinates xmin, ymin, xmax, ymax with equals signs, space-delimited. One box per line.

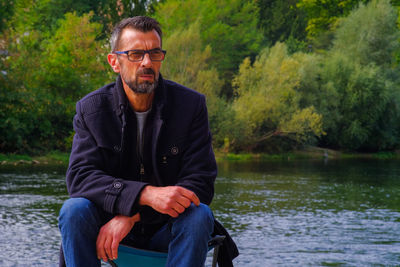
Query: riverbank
xmin=1 ymin=146 xmax=399 ymax=166
xmin=0 ymin=151 xmax=70 ymax=166
xmin=216 ymin=146 xmax=400 ymax=161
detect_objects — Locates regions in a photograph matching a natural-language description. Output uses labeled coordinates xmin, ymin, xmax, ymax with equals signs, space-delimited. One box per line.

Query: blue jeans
xmin=58 ymin=198 xmax=214 ymax=267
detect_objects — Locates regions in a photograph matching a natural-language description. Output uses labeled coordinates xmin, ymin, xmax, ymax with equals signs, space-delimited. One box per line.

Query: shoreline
xmin=0 ymin=151 xmax=70 ymax=166
xmin=1 ymin=147 xmax=399 ymax=167
xmin=216 ymin=146 xmax=400 ymax=161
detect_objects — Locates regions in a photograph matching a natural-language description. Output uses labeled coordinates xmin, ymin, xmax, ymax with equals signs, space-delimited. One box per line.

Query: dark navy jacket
xmin=67 ymin=74 xmax=217 ymax=223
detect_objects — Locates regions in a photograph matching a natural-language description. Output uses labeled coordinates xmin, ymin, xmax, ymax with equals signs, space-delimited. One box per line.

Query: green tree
xmin=37 ymin=12 xmax=111 ymax=151
xmin=37 ymin=12 xmax=110 ymax=99
xmin=0 ymin=12 xmax=110 ymax=153
xmin=317 ymin=0 xmax=400 ymax=150
xmin=297 ymin=0 xmax=369 ymax=39
xmin=162 ymin=22 xmax=221 ymax=98
xmin=0 ymin=0 xmax=14 ymax=33
xmin=8 ymin=0 xmax=158 ymax=38
xmin=333 ymin=0 xmax=399 ymax=66
xmin=257 ymin=0 xmax=307 ymax=48
xmin=154 ymin=0 xmax=264 ymax=97
xmin=0 ymin=39 xmax=38 ymax=152
xmin=230 ymin=43 xmax=324 ymax=151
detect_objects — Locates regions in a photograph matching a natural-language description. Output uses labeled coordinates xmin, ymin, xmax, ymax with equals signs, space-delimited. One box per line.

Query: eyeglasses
xmin=114 ymin=49 xmax=167 ymax=62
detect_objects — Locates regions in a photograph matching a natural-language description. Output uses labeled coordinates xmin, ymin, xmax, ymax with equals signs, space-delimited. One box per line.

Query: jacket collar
xmin=112 ymin=74 xmax=167 ymax=119
xmin=153 ymin=74 xmax=167 ymax=120
xmin=113 ymin=75 xmax=128 ymax=116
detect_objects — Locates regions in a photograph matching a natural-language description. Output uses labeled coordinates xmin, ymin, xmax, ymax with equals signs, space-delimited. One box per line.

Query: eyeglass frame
xmin=113 ymin=48 xmax=167 ymax=62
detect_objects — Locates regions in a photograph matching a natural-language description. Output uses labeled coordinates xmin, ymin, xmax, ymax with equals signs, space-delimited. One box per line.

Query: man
xmin=58 ymin=16 xmax=237 ymax=267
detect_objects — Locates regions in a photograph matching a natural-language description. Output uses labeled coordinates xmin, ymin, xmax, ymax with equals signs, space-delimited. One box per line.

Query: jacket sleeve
xmin=66 ymin=101 xmax=147 ymax=216
xmin=175 ymin=94 xmax=217 ymax=205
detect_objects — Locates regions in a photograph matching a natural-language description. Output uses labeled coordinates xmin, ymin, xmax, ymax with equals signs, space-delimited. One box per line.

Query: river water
xmin=0 ymin=159 xmax=399 ymax=266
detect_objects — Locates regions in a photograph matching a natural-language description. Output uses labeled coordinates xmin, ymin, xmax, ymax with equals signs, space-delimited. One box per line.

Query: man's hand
xmin=139 ymin=186 xmax=200 ymax=217
xmin=96 ymin=213 xmax=140 ymax=262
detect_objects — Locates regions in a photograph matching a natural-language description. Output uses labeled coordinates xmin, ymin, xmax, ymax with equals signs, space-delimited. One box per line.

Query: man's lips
xmin=137 ymin=68 xmax=155 ymax=82
xmin=139 ymin=74 xmax=154 ymax=80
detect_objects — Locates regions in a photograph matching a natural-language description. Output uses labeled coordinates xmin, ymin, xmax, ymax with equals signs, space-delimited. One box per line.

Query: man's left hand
xmin=96 ymin=213 xmax=140 ymax=262
xmin=139 ymin=185 xmax=200 ymax=217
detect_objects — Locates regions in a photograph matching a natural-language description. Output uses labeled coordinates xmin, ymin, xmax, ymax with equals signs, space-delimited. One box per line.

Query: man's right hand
xmin=96 ymin=213 xmax=140 ymax=262
xmin=139 ymin=185 xmax=200 ymax=217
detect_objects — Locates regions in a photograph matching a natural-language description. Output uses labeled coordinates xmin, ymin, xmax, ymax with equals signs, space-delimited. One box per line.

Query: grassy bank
xmin=215 ymin=146 xmax=400 ymax=161
xmin=0 ymin=151 xmax=70 ymax=166
xmin=1 ymin=146 xmax=399 ymax=166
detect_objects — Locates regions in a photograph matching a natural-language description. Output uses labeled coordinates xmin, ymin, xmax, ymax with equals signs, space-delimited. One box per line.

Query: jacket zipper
xmin=140 ymin=163 xmax=145 ymax=180
xmin=119 ymin=105 xmax=127 ymax=176
xmin=138 ymin=116 xmax=146 ymax=182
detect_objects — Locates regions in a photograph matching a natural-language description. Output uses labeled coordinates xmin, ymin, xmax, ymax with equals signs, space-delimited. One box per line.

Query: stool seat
xmin=108 ymin=235 xmax=225 ymax=267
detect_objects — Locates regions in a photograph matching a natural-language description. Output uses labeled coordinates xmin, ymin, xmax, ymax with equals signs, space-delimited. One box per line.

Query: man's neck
xmin=123 ymin=86 xmax=154 ymax=112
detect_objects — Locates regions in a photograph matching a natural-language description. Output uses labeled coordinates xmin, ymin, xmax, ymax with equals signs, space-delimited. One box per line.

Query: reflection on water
xmin=212 ymin=159 xmax=400 ymax=266
xmin=1 ymin=160 xmax=400 ymax=266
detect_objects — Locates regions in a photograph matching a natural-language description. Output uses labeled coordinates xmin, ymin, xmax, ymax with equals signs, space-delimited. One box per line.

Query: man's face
xmin=110 ymin=28 xmax=162 ymax=94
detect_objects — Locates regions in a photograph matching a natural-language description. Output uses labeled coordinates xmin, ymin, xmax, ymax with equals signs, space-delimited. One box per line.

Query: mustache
xmin=136 ymin=68 xmax=155 ymax=75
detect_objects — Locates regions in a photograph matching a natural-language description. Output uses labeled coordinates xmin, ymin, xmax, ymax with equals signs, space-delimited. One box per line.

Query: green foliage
xmin=225 ymin=153 xmax=253 ymax=161
xmin=8 ymin=0 xmax=158 ymax=37
xmin=0 ymin=12 xmax=110 ymax=153
xmin=44 ymin=151 xmax=70 ymax=164
xmin=297 ymin=0 xmax=369 ymax=39
xmin=0 ymin=151 xmax=70 ymax=164
xmin=162 ymin=22 xmax=222 ymax=98
xmin=0 ymin=1 xmax=13 ymax=33
xmin=372 ymin=151 xmax=398 ymax=159
xmin=1 ymin=0 xmax=400 ymax=154
xmin=230 ymin=43 xmax=324 ymax=151
xmin=333 ymin=0 xmax=399 ymax=66
xmin=317 ymin=0 xmax=400 ymax=151
xmin=154 ymin=0 xmax=264 ymax=96
xmin=320 ymin=56 xmax=393 ymax=149
xmin=0 ymin=80 xmax=38 ymax=152
xmin=38 ymin=12 xmax=110 ymax=99
xmin=257 ymin=0 xmax=307 ymax=45
xmin=0 ymin=154 xmax=32 ymax=162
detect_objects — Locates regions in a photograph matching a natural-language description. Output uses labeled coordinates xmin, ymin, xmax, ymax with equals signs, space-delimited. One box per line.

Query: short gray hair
xmin=110 ymin=16 xmax=162 ymax=52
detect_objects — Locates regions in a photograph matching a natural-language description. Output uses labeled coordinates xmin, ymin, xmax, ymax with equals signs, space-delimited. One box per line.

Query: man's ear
xmin=107 ymin=53 xmax=120 ymax=73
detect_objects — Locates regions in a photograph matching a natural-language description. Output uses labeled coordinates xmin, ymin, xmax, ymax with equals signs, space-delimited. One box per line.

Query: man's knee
xmin=190 ymin=203 xmax=213 ymax=222
xmin=59 ymin=198 xmax=98 ymax=230
xmin=177 ymin=203 xmax=214 ymax=231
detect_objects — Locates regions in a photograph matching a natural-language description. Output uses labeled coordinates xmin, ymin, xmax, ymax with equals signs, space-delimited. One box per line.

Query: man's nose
xmin=141 ymin=53 xmax=152 ymax=68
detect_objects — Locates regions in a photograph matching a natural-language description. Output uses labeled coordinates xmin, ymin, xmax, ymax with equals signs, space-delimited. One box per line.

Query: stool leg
xmin=212 ymin=245 xmax=220 ymax=267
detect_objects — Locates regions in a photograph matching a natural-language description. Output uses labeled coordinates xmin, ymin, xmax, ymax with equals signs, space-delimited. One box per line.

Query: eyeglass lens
xmin=128 ymin=50 xmax=165 ymax=61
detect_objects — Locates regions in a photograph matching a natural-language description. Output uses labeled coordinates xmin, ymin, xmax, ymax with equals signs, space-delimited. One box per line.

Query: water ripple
xmin=2 ymin=161 xmax=400 ymax=266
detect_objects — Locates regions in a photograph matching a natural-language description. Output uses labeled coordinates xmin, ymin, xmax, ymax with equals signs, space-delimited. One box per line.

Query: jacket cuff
xmin=103 ymin=179 xmax=125 ymax=213
xmin=118 ymin=180 xmax=148 ymax=216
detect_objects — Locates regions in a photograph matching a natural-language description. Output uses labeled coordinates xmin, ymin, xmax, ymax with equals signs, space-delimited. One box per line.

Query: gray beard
xmin=126 ymin=78 xmax=157 ymax=94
